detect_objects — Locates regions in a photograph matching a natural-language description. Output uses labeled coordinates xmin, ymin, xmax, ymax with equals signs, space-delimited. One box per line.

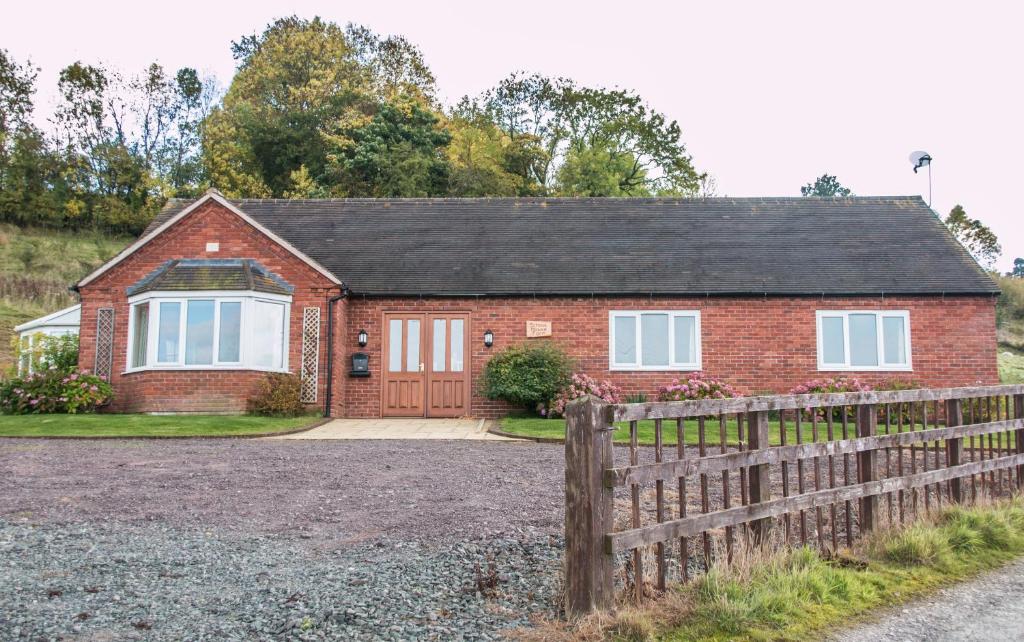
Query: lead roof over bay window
xmin=126 ymin=259 xmax=293 ymax=297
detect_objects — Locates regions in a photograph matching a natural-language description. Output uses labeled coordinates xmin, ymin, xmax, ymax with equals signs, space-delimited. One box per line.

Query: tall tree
xmin=205 ymin=16 xmax=441 ymax=198
xmin=945 ymin=204 xmax=1001 ymax=269
xmin=0 ymin=50 xmax=65 ymax=227
xmin=322 ymin=98 xmax=450 ymax=197
xmin=479 ymin=73 xmax=703 ymax=196
xmin=52 ymin=61 xmax=156 ymax=232
xmin=801 ymin=174 xmax=852 ymax=197
xmin=1012 ymin=258 xmax=1024 ymax=278
xmin=446 ymin=98 xmax=539 ymax=197
xmin=206 ymin=17 xmax=363 ymax=197
xmin=0 ymin=49 xmax=36 ymax=157
xmin=344 ymin=24 xmax=437 ymax=105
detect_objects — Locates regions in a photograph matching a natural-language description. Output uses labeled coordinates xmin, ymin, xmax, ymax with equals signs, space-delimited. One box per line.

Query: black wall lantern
xmin=357 ymin=328 xmax=368 ymax=347
xmin=483 ymin=329 xmax=494 ymax=348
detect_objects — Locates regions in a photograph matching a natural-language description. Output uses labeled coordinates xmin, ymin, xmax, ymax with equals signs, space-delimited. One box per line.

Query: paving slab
xmin=270 ymin=417 xmax=518 ymax=440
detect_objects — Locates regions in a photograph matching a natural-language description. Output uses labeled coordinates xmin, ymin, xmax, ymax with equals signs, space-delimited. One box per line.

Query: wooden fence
xmin=564 ymin=384 xmax=1024 ymax=615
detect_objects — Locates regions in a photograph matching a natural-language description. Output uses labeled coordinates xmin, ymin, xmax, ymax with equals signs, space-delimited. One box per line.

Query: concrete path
xmin=829 ymin=557 xmax=1024 ymax=642
xmin=271 ymin=417 xmax=518 ymax=440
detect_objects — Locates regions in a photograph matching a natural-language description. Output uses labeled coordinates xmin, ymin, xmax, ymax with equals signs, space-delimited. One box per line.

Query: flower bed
xmin=0 ymin=367 xmax=112 ymax=414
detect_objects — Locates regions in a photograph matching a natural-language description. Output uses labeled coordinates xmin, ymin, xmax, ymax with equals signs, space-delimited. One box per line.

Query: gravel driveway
xmin=829 ymin=557 xmax=1024 ymax=642
xmin=0 ymin=439 xmax=567 ymax=640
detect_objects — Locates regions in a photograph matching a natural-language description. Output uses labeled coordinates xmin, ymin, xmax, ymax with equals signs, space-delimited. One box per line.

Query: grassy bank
xmin=0 ymin=413 xmax=317 ymax=437
xmin=521 ymin=499 xmax=1024 ymax=641
xmin=998 ymin=348 xmax=1024 ymax=384
xmin=0 ymin=224 xmax=132 ymax=371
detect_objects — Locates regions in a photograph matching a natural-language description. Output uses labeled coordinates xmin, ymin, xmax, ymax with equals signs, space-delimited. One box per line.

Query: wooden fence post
xmin=856 ymin=404 xmax=880 ymax=532
xmin=746 ymin=410 xmax=772 ymax=544
xmin=564 ymin=395 xmax=615 ymax=615
xmin=1015 ymin=394 xmax=1024 ymax=490
xmin=945 ymin=399 xmax=965 ymax=502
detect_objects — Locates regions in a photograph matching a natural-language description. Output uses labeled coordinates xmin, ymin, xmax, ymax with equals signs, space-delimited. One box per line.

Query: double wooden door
xmin=381 ymin=312 xmax=470 ymax=417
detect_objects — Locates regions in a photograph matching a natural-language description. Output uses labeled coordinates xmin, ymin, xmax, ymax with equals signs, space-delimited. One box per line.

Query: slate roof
xmin=144 ymin=196 xmax=998 ymax=296
xmin=126 ymin=259 xmax=293 ymax=296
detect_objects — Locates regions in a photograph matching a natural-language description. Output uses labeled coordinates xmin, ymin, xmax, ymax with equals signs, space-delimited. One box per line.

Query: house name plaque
xmin=526 ymin=320 xmax=552 ymax=338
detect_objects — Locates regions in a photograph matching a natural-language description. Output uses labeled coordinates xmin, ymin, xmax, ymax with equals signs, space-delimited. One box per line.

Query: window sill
xmin=609 ymin=365 xmax=703 ymax=372
xmin=816 ymin=366 xmax=913 ymax=373
xmin=122 ymin=365 xmax=291 ymax=376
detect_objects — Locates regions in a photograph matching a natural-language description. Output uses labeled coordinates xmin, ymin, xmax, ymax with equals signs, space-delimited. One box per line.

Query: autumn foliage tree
xmin=1 ymin=16 xmax=708 ymax=233
xmin=945 ymin=204 xmax=1001 ymax=269
xmin=801 ymin=174 xmax=853 ymax=197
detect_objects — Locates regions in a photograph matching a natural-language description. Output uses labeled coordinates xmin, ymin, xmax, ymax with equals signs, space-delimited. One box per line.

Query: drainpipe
xmin=323 ymin=284 xmax=350 ymax=417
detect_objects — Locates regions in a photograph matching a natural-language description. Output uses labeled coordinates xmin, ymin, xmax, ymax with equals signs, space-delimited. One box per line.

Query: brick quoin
xmin=78 ymin=200 xmax=1000 ymax=417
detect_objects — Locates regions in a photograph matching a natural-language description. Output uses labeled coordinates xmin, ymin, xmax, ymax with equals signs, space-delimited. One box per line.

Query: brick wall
xmin=334 ymin=295 xmax=999 ymax=418
xmin=76 ymin=199 xmax=999 ymax=417
xmin=78 ymin=200 xmax=340 ymax=413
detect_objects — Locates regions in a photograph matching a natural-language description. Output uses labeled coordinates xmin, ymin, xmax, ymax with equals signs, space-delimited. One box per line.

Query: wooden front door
xmin=425 ymin=313 xmax=470 ymax=417
xmin=382 ymin=312 xmax=470 ymax=417
xmin=382 ymin=313 xmax=426 ymax=416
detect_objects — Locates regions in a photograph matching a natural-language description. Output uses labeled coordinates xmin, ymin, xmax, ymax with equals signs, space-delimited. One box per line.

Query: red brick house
xmin=74 ymin=190 xmax=999 ymax=418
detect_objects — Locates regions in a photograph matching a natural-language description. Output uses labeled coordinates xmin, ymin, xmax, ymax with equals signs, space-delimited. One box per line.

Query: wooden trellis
xmin=94 ymin=308 xmax=114 ymax=381
xmin=299 ymin=307 xmax=321 ymax=403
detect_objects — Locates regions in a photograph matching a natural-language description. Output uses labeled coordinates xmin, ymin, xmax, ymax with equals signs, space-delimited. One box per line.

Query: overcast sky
xmin=4 ymin=0 xmax=1020 ymax=271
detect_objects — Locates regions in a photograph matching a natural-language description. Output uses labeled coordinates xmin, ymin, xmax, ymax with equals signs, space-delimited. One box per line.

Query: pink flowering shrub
xmin=550 ymin=373 xmax=623 ymax=417
xmin=790 ymin=376 xmax=873 ymax=420
xmin=656 ymin=372 xmax=736 ymax=402
xmin=0 ymin=367 xmax=112 ymax=414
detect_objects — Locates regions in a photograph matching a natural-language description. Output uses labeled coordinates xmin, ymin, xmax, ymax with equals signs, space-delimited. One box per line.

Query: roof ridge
xmin=220 ymin=195 xmax=927 ymax=204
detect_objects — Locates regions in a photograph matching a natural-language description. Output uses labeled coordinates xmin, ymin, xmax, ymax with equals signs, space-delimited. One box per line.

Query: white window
xmin=126 ymin=291 xmax=290 ymax=373
xmin=816 ymin=310 xmax=911 ymax=371
xmin=609 ymin=310 xmax=701 ymax=371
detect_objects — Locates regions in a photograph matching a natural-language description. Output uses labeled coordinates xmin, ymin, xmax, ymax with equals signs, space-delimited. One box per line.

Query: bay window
xmin=127 ymin=291 xmax=290 ymax=372
xmin=609 ymin=310 xmax=701 ymax=370
xmin=816 ymin=310 xmax=911 ymax=371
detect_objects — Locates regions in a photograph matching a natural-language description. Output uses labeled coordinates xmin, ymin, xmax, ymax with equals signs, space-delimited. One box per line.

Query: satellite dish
xmin=909 ymin=151 xmax=932 ymax=174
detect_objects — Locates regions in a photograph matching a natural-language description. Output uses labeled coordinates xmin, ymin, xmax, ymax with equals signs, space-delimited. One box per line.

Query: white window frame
xmin=125 ymin=290 xmax=291 ymax=374
xmin=18 ymin=329 xmax=77 ymax=375
xmin=608 ymin=310 xmax=702 ymax=371
xmin=815 ymin=310 xmax=912 ymax=372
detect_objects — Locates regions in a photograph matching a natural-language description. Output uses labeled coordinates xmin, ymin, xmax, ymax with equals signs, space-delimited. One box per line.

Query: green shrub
xmin=791 ymin=376 xmax=872 ymax=421
xmin=479 ymin=342 xmax=573 ymax=414
xmin=247 ymin=372 xmax=305 ymax=417
xmin=0 ymin=368 xmax=112 ymax=414
xmin=550 ymin=373 xmax=622 ymax=417
xmin=657 ymin=372 xmax=736 ymax=401
xmin=875 ymin=378 xmax=922 ymax=424
xmin=11 ymin=333 xmax=79 ymax=376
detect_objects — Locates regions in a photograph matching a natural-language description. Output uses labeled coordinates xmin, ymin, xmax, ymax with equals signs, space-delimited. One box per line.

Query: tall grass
xmin=517 ymin=498 xmax=1024 ymax=642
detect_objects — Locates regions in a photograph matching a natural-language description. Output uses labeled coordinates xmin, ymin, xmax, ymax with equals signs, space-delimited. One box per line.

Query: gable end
xmin=75 ymin=190 xmax=342 ymax=289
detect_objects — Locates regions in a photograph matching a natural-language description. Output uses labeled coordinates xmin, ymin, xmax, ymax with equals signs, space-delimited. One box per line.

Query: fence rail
xmin=563 ymin=385 xmax=1024 ymax=615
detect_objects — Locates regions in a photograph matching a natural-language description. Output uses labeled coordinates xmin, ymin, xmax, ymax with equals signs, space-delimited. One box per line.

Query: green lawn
xmin=998 ymin=349 xmax=1024 ymax=384
xmin=0 ymin=413 xmax=317 ymax=438
xmin=502 ymin=415 xmax=817 ymax=447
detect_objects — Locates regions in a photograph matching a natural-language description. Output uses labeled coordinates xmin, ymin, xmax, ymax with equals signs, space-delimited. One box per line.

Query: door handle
xmin=419 ymin=363 xmax=425 ymax=372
